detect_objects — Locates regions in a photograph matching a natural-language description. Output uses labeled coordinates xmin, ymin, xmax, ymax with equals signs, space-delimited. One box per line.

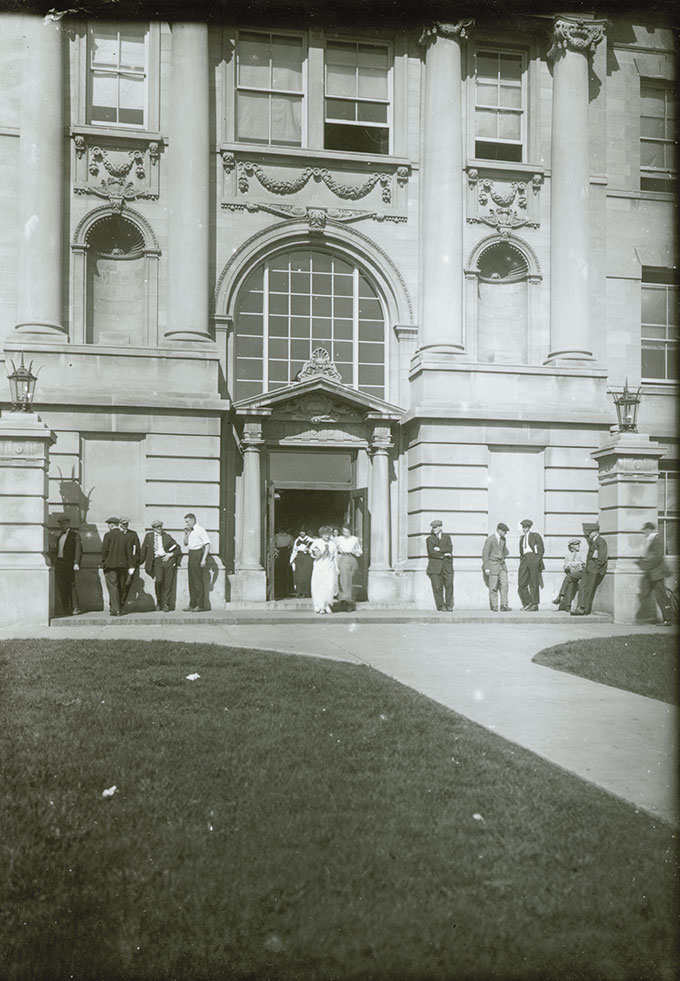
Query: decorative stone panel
xmin=465 ymin=166 xmax=543 ymax=232
xmin=72 ymin=130 xmax=161 ymax=207
xmin=220 ymin=145 xmax=410 ymax=225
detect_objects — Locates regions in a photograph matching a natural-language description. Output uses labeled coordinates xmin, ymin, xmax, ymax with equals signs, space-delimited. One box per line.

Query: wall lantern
xmin=6 ymin=353 xmax=38 ymax=412
xmin=609 ymin=379 xmax=641 ymax=433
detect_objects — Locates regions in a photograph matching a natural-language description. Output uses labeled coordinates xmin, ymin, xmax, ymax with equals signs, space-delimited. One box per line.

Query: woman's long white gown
xmin=310 ymin=539 xmax=338 ymax=612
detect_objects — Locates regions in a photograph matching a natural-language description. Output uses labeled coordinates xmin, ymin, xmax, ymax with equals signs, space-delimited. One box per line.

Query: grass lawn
xmin=533 ymin=633 xmax=679 ymax=705
xmin=1 ymin=639 xmax=677 ymax=981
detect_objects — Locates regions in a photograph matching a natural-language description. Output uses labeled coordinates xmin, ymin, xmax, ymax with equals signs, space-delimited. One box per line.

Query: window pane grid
xmin=474 ymin=48 xmax=524 ymax=160
xmin=641 ymin=278 xmax=679 ymax=380
xmin=324 ymin=39 xmax=390 ymax=154
xmin=236 ymin=31 xmax=304 ymax=147
xmin=89 ymin=24 xmax=147 ymax=127
xmin=640 ymin=81 xmax=677 ymax=184
xmin=658 ymin=466 xmax=679 ymax=555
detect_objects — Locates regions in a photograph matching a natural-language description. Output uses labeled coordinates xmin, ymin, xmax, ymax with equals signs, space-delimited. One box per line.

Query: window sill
xmin=466 ymin=159 xmax=545 ymax=178
xmin=71 ymin=124 xmax=165 ymax=144
xmin=607 ymin=187 xmax=676 ymax=202
xmin=641 ymin=381 xmax=679 ymax=394
xmin=221 ymin=142 xmax=412 ymax=170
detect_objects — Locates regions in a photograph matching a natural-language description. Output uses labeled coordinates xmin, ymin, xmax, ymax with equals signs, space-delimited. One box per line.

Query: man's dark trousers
xmin=55 ymin=559 xmax=78 ymax=614
xmin=153 ymin=557 xmax=177 ymax=610
xmin=638 ymin=574 xmax=671 ymax=622
xmin=518 ymin=554 xmax=541 ymax=608
xmin=188 ymin=549 xmax=205 ymax=609
xmin=578 ymin=570 xmax=605 ymax=614
xmin=428 ymin=563 xmax=453 ymax=611
xmin=105 ymin=568 xmax=127 ymax=615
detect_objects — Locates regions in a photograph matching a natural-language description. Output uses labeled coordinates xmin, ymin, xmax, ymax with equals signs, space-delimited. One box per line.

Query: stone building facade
xmin=0 ymin=11 xmax=676 ymax=612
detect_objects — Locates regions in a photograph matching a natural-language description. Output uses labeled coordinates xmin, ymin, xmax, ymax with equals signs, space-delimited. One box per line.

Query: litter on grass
xmin=473 ymin=813 xmax=485 ymax=822
xmin=186 ymin=673 xmax=201 ymax=681
xmin=101 ymin=785 xmax=117 ymax=798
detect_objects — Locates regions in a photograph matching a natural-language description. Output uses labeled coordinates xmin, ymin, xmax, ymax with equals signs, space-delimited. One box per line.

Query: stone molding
xmin=222 ymin=201 xmax=406 ymax=226
xmin=547 ymin=16 xmax=606 ymax=61
xmin=419 ymin=20 xmax=475 ymax=47
xmin=294 ymin=348 xmax=343 ymax=385
xmin=271 ymin=392 xmax=364 ymax=424
xmin=466 ymin=167 xmax=542 ymax=231
xmin=72 ymin=131 xmax=160 ymax=206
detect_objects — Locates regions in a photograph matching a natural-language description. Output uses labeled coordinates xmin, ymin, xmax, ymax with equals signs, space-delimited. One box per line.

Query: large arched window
xmin=234 ymin=248 xmax=386 ymax=400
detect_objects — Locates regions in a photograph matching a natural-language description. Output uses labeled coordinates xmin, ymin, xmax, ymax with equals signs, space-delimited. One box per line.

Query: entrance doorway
xmin=265 ymin=485 xmax=368 ymax=601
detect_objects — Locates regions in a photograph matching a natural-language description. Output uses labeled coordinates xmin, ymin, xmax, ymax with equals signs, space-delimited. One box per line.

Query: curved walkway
xmin=2 ymin=619 xmax=676 ymax=826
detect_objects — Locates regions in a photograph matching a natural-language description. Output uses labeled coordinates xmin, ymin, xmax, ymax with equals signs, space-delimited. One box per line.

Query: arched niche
xmin=214 ymin=220 xmax=414 ymax=404
xmin=465 ymin=234 xmax=542 ymax=364
xmin=71 ymin=206 xmax=161 ymax=346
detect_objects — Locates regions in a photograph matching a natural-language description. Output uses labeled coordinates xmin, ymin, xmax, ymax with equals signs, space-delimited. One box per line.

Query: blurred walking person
xmin=635 ymin=521 xmax=672 ymax=625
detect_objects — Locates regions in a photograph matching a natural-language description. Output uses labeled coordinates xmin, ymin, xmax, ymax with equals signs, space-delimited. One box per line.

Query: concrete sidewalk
xmin=1 ymin=619 xmax=676 ymax=826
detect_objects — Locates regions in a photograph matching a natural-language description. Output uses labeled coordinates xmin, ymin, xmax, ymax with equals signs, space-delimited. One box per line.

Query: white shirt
xmin=335 ymin=535 xmax=362 ymax=557
xmin=153 ymin=531 xmax=167 ymax=557
xmin=186 ymin=523 xmax=210 ymax=550
xmin=57 ymin=531 xmax=68 ymax=558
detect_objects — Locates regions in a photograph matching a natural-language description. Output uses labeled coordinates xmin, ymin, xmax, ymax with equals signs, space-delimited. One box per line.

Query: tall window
xmin=658 ymin=463 xmax=678 ymax=555
xmin=88 ymin=23 xmax=147 ymax=127
xmin=235 ymin=31 xmax=304 ymax=147
xmin=641 ymin=268 xmax=678 ymax=381
xmin=324 ymin=41 xmax=390 ymax=154
xmin=474 ymin=49 xmax=524 ymax=162
xmin=234 ymin=249 xmax=386 ymax=401
xmin=640 ymin=80 xmax=676 ymax=191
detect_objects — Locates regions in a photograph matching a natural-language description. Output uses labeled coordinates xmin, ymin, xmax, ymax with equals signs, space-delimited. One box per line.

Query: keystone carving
xmin=295 ymin=348 xmax=343 ymax=384
xmin=548 ymin=17 xmax=606 ymax=60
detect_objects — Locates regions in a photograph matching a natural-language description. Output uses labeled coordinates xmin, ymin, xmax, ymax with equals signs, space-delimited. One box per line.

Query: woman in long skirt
xmin=334 ymin=525 xmax=363 ymax=611
xmin=310 ymin=526 xmax=338 ymax=614
xmin=290 ymin=528 xmax=313 ymax=598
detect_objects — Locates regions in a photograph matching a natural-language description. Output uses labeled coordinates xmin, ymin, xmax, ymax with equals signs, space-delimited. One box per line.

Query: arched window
xmin=476 ymin=241 xmax=529 ymax=364
xmin=234 ymin=249 xmax=386 ymax=400
xmin=86 ymin=214 xmax=146 ymax=345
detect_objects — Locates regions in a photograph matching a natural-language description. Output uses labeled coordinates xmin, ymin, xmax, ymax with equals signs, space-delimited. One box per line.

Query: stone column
xmin=546 ymin=16 xmax=605 ymax=364
xmin=230 ymin=419 xmax=266 ymax=602
xmin=591 ymin=431 xmax=666 ymax=623
xmin=0 ymin=412 xmax=56 ymax=627
xmin=418 ymin=21 xmax=473 ymax=354
xmin=367 ymin=425 xmax=397 ymax=601
xmin=165 ymin=22 xmax=212 ymax=342
xmin=15 ymin=16 xmax=66 ymax=339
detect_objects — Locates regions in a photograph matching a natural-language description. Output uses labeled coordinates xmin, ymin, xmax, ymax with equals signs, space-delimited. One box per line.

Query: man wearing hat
xmin=50 ymin=515 xmax=82 ymax=616
xmin=635 ymin=520 xmax=672 ymax=624
xmin=518 ymin=518 xmax=544 ymax=611
xmin=426 ymin=519 xmax=453 ymax=612
xmin=139 ymin=519 xmax=182 ymax=612
xmin=572 ymin=523 xmax=608 ymax=616
xmin=101 ymin=517 xmax=136 ymax=616
xmin=119 ymin=517 xmax=142 ymax=609
xmin=552 ymin=538 xmax=585 ymax=612
xmin=481 ymin=522 xmax=511 ymax=612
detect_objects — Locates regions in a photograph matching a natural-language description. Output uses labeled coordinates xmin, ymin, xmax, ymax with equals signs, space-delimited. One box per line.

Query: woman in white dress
xmin=334 ymin=525 xmax=363 ymax=612
xmin=310 ymin=525 xmax=338 ymax=614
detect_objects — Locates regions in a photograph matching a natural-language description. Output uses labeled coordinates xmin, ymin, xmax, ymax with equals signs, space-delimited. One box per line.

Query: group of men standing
xmin=51 ymin=513 xmax=211 ymax=616
xmin=426 ymin=518 xmax=610 ymax=615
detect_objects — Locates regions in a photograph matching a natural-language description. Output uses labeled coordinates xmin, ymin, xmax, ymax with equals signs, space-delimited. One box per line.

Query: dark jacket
xmin=123 ymin=529 xmax=142 ymax=566
xmin=426 ymin=532 xmax=453 ymax=575
xmin=139 ymin=530 xmax=181 ymax=576
xmin=638 ymin=533 xmax=669 ymax=581
xmin=50 ymin=528 xmax=82 ymax=567
xmin=102 ymin=527 xmax=135 ymax=570
xmin=585 ymin=534 xmax=608 ymax=575
xmin=519 ymin=531 xmax=545 ymax=570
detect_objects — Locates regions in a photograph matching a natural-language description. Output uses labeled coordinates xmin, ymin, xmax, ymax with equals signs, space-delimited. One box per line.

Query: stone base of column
xmin=367 ymin=568 xmax=399 ymax=603
xmin=0 ymin=557 xmax=53 ymax=628
xmin=544 ymin=349 xmax=594 ymax=366
xmin=414 ymin=344 xmax=467 ymax=361
xmin=593 ymin=561 xmax=644 ymax=623
xmin=164 ymin=330 xmax=213 ymax=344
xmin=15 ymin=321 xmax=68 ymax=339
xmin=228 ymin=568 xmax=267 ymax=603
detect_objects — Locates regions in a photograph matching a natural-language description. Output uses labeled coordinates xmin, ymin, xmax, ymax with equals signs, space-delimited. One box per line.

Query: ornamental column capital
xmin=419 ymin=20 xmax=474 ymax=48
xmin=547 ymin=16 xmax=606 ymax=61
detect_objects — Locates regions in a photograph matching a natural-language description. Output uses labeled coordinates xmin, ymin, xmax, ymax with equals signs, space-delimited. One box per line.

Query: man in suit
xmin=482 ymin=522 xmax=512 ymax=612
xmin=119 ymin=517 xmax=142 ymax=609
xmin=572 ymin=523 xmax=608 ymax=616
xmin=518 ymin=518 xmax=544 ymax=611
xmin=101 ymin=517 xmax=135 ymax=617
xmin=51 ymin=516 xmax=82 ymax=616
xmin=426 ymin=519 xmax=453 ymax=612
xmin=635 ymin=520 xmax=672 ymax=624
xmin=139 ymin=519 xmax=182 ymax=612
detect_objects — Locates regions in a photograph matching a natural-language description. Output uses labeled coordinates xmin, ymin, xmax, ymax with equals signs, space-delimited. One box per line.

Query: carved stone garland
xmin=237 ymin=161 xmax=392 ymax=204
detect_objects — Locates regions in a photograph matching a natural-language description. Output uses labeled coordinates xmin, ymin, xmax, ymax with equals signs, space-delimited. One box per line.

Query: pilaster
xmin=230 ymin=418 xmax=266 ymax=602
xmin=591 ymin=431 xmax=666 ymax=622
xmin=545 ymin=16 xmax=606 ymax=365
xmin=368 ymin=424 xmax=396 ymax=600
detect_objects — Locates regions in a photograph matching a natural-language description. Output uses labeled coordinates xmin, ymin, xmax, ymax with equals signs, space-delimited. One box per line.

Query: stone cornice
xmin=547 ymin=16 xmax=606 ymax=60
xmin=419 ymin=20 xmax=474 ymax=48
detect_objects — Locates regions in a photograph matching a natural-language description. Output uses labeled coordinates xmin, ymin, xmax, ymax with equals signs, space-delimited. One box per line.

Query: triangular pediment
xmin=233 ymin=376 xmax=403 ymax=422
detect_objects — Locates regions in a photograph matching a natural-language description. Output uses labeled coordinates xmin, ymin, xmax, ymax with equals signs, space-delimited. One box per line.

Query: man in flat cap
xmin=482 ymin=522 xmax=511 ymax=612
xmin=101 ymin=517 xmax=135 ymax=617
xmin=634 ymin=520 xmax=672 ymax=624
xmin=139 ymin=519 xmax=182 ymax=612
xmin=572 ymin=522 xmax=608 ymax=616
xmin=119 ymin=517 xmax=142 ymax=610
xmin=426 ymin=519 xmax=453 ymax=612
xmin=552 ymin=537 xmax=585 ymax=612
xmin=518 ymin=518 xmax=544 ymax=611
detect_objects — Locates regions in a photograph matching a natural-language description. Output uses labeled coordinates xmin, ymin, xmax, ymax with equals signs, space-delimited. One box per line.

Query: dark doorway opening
xmin=277 ymin=489 xmax=350 ymax=538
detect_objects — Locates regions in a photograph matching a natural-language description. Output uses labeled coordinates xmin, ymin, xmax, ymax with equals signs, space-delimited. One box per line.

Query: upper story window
xmin=236 ymin=31 xmax=304 ymax=147
xmin=658 ymin=462 xmax=679 ymax=556
xmin=233 ymin=31 xmax=392 ymax=156
xmin=324 ymin=41 xmax=390 ymax=154
xmin=88 ymin=23 xmax=148 ymax=127
xmin=640 ymin=80 xmax=676 ymax=191
xmin=474 ymin=49 xmax=525 ymax=162
xmin=641 ymin=267 xmax=678 ymax=381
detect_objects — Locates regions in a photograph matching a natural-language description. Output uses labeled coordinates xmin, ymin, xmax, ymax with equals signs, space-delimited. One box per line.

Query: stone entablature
xmin=465 ymin=165 xmax=543 ymax=232
xmin=71 ymin=129 xmax=161 ymax=206
xmin=220 ymin=144 xmax=411 ymax=224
